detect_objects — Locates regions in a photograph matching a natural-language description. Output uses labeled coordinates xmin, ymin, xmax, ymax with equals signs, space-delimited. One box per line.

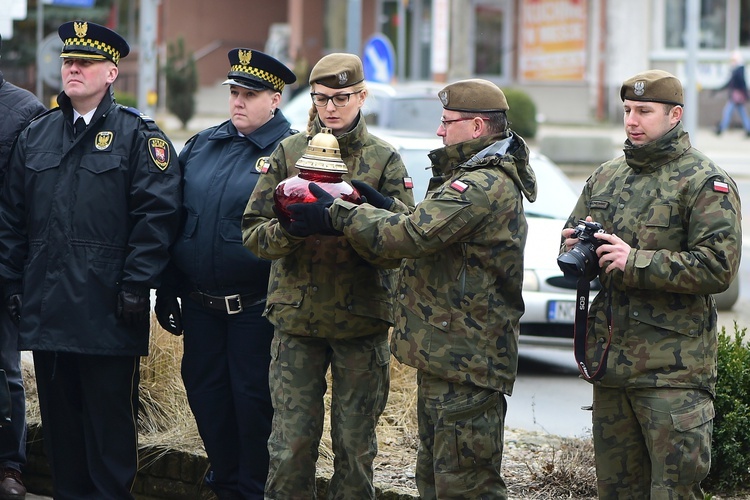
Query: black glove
xmin=155 ymin=290 xmax=183 ymax=336
xmin=6 ymin=294 xmax=22 ymax=326
xmin=286 ymin=183 xmax=342 ymax=237
xmin=116 ymin=286 xmax=150 ymax=328
xmin=272 ymin=204 xmax=293 ymax=232
xmin=351 ymin=180 xmax=394 ymax=210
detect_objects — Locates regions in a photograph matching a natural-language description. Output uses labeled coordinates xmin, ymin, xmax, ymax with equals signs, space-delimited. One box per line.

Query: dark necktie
xmin=74 ymin=117 xmax=86 ymax=137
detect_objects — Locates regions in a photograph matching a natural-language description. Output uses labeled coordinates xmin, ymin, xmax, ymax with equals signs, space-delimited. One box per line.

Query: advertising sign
xmin=520 ymin=0 xmax=587 ymax=81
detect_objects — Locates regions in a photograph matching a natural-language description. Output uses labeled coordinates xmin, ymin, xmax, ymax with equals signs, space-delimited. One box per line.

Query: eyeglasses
xmin=310 ymin=91 xmax=362 ymax=108
xmin=439 ymin=116 xmax=488 ymax=128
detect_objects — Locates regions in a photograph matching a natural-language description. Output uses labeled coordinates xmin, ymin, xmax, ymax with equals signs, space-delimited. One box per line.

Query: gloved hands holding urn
xmin=351 ymin=180 xmax=394 ymax=210
xmin=284 ymin=183 xmax=343 ymax=237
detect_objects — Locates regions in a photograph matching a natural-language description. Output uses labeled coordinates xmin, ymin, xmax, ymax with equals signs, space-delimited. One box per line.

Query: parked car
xmin=282 ymin=81 xmax=445 ymax=134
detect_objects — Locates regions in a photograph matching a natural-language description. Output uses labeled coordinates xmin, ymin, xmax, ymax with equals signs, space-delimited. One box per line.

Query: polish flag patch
xmin=713 ymin=180 xmax=729 ymax=193
xmin=450 ymin=180 xmax=469 ymax=193
xmin=404 ymin=177 xmax=414 ymax=189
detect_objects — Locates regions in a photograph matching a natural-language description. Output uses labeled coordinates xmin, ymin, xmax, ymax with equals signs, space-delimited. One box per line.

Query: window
xmin=664 ymin=0 xmax=727 ymax=49
xmin=474 ymin=5 xmax=505 ymax=75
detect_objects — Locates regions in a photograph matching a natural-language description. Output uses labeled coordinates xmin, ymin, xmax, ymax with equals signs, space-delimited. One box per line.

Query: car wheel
xmin=714 ymin=277 xmax=740 ymax=311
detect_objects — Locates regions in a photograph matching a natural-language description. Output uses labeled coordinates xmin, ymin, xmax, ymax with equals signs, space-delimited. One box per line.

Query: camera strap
xmin=574 ymin=278 xmax=613 ymax=382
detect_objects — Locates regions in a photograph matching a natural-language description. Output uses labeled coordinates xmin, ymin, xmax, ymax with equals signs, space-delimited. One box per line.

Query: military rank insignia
xmin=255 ymin=157 xmax=270 ymax=173
xmin=403 ymin=176 xmax=414 ymax=189
xmin=713 ymin=180 xmax=729 ymax=193
xmin=148 ymin=138 xmax=170 ymax=171
xmin=95 ymin=131 xmax=114 ymax=151
xmin=450 ymin=179 xmax=469 ymax=193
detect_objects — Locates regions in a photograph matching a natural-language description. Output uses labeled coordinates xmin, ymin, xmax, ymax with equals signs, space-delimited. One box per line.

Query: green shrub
xmin=165 ymin=38 xmax=198 ymax=130
xmin=705 ymin=323 xmax=750 ymax=494
xmin=115 ymin=91 xmax=138 ymax=109
xmin=504 ymin=88 xmax=538 ymax=140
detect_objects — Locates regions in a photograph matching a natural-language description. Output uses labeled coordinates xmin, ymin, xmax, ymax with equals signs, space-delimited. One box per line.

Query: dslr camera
xmin=557 ymin=220 xmax=606 ymax=281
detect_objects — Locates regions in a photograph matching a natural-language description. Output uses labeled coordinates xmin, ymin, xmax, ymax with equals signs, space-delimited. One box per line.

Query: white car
xmin=282 ymin=81 xmax=445 ymax=134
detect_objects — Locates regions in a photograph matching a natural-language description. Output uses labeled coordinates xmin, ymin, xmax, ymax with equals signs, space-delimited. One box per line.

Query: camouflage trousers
xmin=265 ymin=330 xmax=391 ymax=500
xmin=592 ymin=385 xmax=714 ymax=499
xmin=415 ymin=371 xmax=508 ymax=500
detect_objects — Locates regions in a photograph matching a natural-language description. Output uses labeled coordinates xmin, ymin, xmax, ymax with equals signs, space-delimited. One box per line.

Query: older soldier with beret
xmin=242 ymin=53 xmax=414 ymax=498
xmin=0 ymin=21 xmax=181 ymax=498
xmin=155 ymin=48 xmax=296 ymax=499
xmin=561 ymin=70 xmax=741 ymax=498
xmin=283 ymin=78 xmax=537 ymax=499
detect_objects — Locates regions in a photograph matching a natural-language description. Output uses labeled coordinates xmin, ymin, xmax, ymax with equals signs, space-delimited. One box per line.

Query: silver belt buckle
xmin=224 ymin=294 xmax=243 ymax=314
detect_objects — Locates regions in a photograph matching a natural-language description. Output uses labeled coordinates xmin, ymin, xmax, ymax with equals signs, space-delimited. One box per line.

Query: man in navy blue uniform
xmin=0 ymin=21 xmax=181 ymax=499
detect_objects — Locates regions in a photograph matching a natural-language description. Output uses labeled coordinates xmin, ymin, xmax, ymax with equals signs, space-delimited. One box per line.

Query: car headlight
xmin=523 ymin=269 xmax=540 ymax=292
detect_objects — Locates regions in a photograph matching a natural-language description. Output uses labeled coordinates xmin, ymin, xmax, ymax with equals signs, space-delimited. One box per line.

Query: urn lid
xmin=295 ymin=128 xmax=348 ymax=173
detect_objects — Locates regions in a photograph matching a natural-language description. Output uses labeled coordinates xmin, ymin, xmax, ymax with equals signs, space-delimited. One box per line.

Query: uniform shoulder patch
xmin=255 ymin=156 xmax=270 ymax=173
xmin=403 ymin=176 xmax=414 ymax=189
xmin=148 ymin=137 xmax=171 ymax=171
xmin=713 ymin=180 xmax=729 ymax=193
xmin=450 ymin=179 xmax=469 ymax=193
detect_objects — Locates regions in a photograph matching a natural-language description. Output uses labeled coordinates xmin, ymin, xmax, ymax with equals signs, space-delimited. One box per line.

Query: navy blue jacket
xmin=0 ymin=73 xmax=46 ymax=186
xmin=0 ymin=89 xmax=182 ymax=355
xmin=171 ymin=111 xmax=293 ymax=297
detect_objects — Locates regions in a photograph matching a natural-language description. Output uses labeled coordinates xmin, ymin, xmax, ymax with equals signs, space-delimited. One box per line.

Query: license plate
xmin=548 ymin=300 xmax=576 ymax=323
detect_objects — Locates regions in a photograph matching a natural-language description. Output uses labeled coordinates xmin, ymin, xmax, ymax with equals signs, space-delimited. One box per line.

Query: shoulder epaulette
xmin=119 ymin=105 xmax=160 ymax=131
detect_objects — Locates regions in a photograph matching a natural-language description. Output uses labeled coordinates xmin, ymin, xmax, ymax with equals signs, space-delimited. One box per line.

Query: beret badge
xmin=439 ymin=90 xmax=449 ymax=106
xmin=337 ymin=71 xmax=348 ymax=86
xmin=633 ymin=81 xmax=645 ymax=96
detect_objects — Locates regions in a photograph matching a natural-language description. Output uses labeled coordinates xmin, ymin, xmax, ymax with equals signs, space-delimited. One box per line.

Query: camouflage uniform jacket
xmin=565 ymin=122 xmax=742 ymax=395
xmin=242 ymin=114 xmax=415 ymax=338
xmin=329 ymin=132 xmax=538 ymax=394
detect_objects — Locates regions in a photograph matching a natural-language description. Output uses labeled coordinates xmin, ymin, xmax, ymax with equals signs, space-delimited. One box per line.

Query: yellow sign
xmin=520 ymin=0 xmax=587 ymax=81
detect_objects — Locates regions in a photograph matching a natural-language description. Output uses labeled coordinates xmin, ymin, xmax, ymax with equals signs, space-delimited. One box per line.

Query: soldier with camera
xmin=560 ymin=70 xmax=741 ymax=498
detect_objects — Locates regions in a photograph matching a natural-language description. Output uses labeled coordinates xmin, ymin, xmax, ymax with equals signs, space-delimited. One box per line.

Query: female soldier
xmin=242 ymin=53 xmax=414 ymax=499
xmin=155 ymin=48 xmax=295 ymax=499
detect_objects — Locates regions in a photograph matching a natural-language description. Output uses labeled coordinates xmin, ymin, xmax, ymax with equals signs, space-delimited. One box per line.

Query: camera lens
xmin=557 ymin=247 xmax=589 ymax=277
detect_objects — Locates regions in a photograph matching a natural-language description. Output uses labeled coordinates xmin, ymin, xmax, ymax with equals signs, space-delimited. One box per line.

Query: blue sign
xmin=44 ymin=0 xmax=96 ymax=7
xmin=363 ymin=34 xmax=395 ymax=84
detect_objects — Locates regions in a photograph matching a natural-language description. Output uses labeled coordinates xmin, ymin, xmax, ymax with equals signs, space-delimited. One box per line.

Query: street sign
xmin=42 ymin=0 xmax=95 ymax=6
xmin=363 ymin=33 xmax=395 ymax=84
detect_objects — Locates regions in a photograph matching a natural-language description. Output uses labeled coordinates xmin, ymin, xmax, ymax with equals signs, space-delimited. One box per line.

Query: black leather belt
xmin=188 ymin=291 xmax=266 ymax=315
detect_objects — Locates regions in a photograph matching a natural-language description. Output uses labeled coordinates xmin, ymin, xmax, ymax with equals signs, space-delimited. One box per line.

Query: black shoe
xmin=715 ymin=124 xmax=722 ymax=135
xmin=0 ymin=468 xmax=26 ymax=500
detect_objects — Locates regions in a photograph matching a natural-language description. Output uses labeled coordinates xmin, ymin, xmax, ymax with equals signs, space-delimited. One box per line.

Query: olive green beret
xmin=438 ymin=79 xmax=509 ymax=112
xmin=309 ymin=53 xmax=364 ymax=89
xmin=620 ymin=70 xmax=684 ymax=106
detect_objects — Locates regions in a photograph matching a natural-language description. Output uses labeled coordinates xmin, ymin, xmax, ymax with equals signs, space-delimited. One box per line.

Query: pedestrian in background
xmin=0 ymin=32 xmax=46 ymax=500
xmin=562 ymin=70 xmax=741 ymax=498
xmin=0 ymin=21 xmax=181 ymax=498
xmin=242 ymin=53 xmax=414 ymax=499
xmin=284 ymin=78 xmax=538 ymax=499
xmin=155 ymin=48 xmax=296 ymax=499
xmin=715 ymin=50 xmax=750 ymax=136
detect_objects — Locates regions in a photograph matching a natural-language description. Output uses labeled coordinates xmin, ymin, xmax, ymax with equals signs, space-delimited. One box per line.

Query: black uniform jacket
xmin=0 ymin=89 xmax=182 ymax=356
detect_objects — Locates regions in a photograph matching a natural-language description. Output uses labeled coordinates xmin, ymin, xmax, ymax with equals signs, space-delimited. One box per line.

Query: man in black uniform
xmin=0 ymin=21 xmax=181 ymax=499
xmin=0 ymin=32 xmax=46 ymax=500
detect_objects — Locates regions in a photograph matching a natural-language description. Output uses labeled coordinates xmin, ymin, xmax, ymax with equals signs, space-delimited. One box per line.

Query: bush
xmin=504 ymin=88 xmax=538 ymax=140
xmin=705 ymin=323 xmax=750 ymax=494
xmin=114 ymin=91 xmax=138 ymax=109
xmin=165 ymin=38 xmax=198 ymax=130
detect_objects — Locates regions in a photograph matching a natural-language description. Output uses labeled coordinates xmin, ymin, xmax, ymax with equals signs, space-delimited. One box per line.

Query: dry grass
xmin=23 ymin=319 xmax=600 ymax=498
